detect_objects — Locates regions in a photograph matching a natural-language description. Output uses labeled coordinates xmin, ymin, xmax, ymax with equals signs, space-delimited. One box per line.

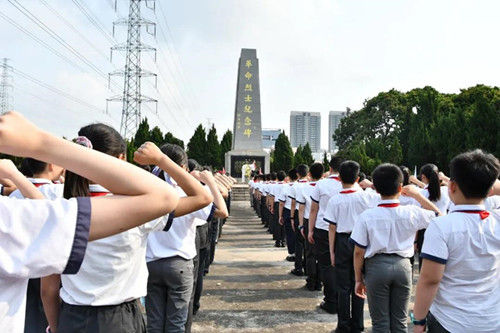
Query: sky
xmin=0 ymin=0 xmax=498 ymax=150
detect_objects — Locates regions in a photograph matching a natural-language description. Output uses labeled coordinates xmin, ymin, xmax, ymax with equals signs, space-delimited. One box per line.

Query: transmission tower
xmin=0 ymin=58 xmax=12 ymax=114
xmin=107 ymin=0 xmax=158 ymax=139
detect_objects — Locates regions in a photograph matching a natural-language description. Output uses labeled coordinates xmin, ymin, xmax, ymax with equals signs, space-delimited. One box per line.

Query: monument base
xmin=225 ymin=150 xmax=270 ymax=180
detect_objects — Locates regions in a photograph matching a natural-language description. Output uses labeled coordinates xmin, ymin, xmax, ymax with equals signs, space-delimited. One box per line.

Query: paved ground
xmin=193 ymin=201 xmax=416 ymax=333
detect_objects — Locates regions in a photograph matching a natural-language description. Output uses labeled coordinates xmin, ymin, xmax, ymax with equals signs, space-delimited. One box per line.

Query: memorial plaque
xmin=225 ymin=48 xmax=269 ymax=179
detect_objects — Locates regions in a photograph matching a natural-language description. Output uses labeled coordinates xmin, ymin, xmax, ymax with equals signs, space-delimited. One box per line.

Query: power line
xmin=0 ymin=58 xmax=12 ymax=114
xmin=70 ymin=0 xmax=116 ymax=45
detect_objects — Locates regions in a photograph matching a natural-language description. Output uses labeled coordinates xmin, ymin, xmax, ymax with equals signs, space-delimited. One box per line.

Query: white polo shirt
xmin=270 ymin=181 xmax=284 ymax=201
xmin=310 ymin=175 xmax=343 ymax=231
xmin=60 ymin=185 xmax=172 ymax=306
xmin=146 ymin=184 xmax=215 ymax=262
xmin=350 ymin=199 xmax=435 ymax=258
xmin=420 ymin=186 xmax=450 ymax=214
xmin=323 ymin=188 xmax=379 ymax=233
xmin=420 ymin=205 xmax=500 ymax=332
xmin=0 ymin=196 xmax=91 ymax=333
xmin=295 ymin=181 xmax=318 ymax=219
xmin=279 ymin=181 xmax=299 ymax=210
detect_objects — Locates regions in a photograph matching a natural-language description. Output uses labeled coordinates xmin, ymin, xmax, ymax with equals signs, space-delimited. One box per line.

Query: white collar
xmin=450 ymin=204 xmax=486 ymax=212
xmin=89 ymin=184 xmax=110 ymax=193
xmin=28 ymin=178 xmax=52 ymax=185
xmin=378 ymin=199 xmax=400 ymax=205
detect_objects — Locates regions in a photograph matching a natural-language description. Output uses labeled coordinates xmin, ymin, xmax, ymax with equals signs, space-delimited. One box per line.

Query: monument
xmin=225 ymin=48 xmax=270 ymax=179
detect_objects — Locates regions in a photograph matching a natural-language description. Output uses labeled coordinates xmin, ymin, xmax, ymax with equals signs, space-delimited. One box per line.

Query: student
xmin=296 ymin=162 xmax=323 ymax=290
xmin=308 ymin=156 xmax=344 ymax=314
xmin=0 ymin=111 xmax=179 ymax=333
xmin=287 ymin=166 xmax=307 ymax=274
xmin=324 ymin=161 xmax=380 ymax=333
xmin=279 ymin=168 xmax=298 ymax=259
xmin=271 ymin=171 xmax=286 ymax=248
xmin=266 ymin=172 xmax=278 ymax=239
xmin=351 ymin=164 xmax=441 ymax=333
xmin=412 ymin=150 xmax=500 ymax=333
xmin=260 ymin=174 xmax=270 ymax=228
xmin=145 ymin=145 xmax=228 ymax=333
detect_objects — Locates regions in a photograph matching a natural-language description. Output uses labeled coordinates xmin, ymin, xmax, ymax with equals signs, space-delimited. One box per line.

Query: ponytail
xmin=420 ymin=164 xmax=441 ymax=202
xmin=399 ymin=166 xmax=410 ymax=186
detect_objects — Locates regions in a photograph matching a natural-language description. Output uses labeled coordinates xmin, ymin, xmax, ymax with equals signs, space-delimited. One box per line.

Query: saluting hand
xmin=0 ymin=111 xmax=44 ymax=157
xmin=0 ymin=159 xmax=21 ymax=180
xmin=134 ymin=142 xmax=165 ymax=166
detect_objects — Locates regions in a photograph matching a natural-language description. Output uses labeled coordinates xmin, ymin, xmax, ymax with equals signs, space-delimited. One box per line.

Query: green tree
xmin=206 ymin=125 xmax=221 ymax=169
xmin=134 ymin=118 xmax=151 ymax=148
xmin=220 ymin=130 xmax=232 ymax=168
xmin=186 ymin=124 xmax=207 ymax=165
xmin=273 ymin=132 xmax=293 ymax=172
xmin=301 ymin=142 xmax=314 ymax=166
xmin=149 ymin=126 xmax=164 ymax=147
xmin=164 ymin=132 xmax=184 ymax=149
xmin=293 ymin=145 xmax=304 ymax=167
xmin=322 ymin=151 xmax=329 ymax=171
xmin=126 ymin=139 xmax=136 ymax=163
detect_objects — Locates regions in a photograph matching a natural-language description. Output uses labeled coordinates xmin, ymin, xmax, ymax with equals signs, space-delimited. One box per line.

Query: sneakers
xmin=290 ymin=268 xmax=304 ymax=276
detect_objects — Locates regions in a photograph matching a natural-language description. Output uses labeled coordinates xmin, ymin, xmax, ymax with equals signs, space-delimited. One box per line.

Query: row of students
xmin=249 ymin=150 xmax=499 ymax=333
xmin=0 ymin=112 xmax=233 ymax=333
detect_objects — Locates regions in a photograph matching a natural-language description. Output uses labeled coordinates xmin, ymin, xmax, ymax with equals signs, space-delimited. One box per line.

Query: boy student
xmin=412 ymin=150 xmax=500 ymax=333
xmin=287 ymin=165 xmax=307 ymax=274
xmin=308 ymin=156 xmax=344 ymax=313
xmin=0 ymin=111 xmax=179 ymax=333
xmin=350 ymin=164 xmax=441 ymax=333
xmin=279 ymin=168 xmax=299 ymax=259
xmin=297 ymin=162 xmax=323 ymax=290
xmin=266 ymin=172 xmax=278 ymax=238
xmin=270 ymin=171 xmax=286 ymax=247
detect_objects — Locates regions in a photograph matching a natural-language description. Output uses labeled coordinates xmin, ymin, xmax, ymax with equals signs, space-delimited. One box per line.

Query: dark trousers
xmin=260 ymin=197 xmax=266 ymax=224
xmin=335 ymin=233 xmax=364 ymax=332
xmin=294 ymin=212 xmax=305 ymax=271
xmin=427 ymin=312 xmax=450 ymax=333
xmin=208 ymin=218 xmax=219 ymax=267
xmin=58 ymin=300 xmax=145 ymax=333
xmin=24 ymin=278 xmax=48 ymax=333
xmin=283 ymin=208 xmax=295 ymax=254
xmin=304 ymin=219 xmax=319 ymax=287
xmin=313 ymin=227 xmax=337 ymax=309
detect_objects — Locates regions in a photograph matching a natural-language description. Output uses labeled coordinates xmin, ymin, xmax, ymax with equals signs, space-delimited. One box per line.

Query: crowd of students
xmin=249 ymin=151 xmax=500 ymax=333
xmin=0 ymin=112 xmax=235 ymax=333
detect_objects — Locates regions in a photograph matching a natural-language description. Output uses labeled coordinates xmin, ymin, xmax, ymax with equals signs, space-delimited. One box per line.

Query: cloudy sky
xmin=1 ymin=0 xmax=498 ymax=149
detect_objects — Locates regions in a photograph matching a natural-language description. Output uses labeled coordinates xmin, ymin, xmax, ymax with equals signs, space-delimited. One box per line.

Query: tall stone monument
xmin=225 ymin=49 xmax=269 ymax=179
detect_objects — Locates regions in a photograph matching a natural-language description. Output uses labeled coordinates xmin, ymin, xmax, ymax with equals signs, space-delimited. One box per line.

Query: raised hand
xmin=0 ymin=111 xmax=44 ymax=157
xmin=134 ymin=142 xmax=165 ymax=166
xmin=0 ymin=159 xmax=21 ymax=180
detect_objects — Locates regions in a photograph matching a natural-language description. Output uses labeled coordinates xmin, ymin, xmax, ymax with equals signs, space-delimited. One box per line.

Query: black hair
xmin=372 ymin=163 xmax=403 ymax=196
xmin=202 ymin=165 xmax=213 ymax=172
xmin=310 ymin=162 xmax=324 ymax=180
xmin=420 ymin=163 xmax=441 ymax=202
xmin=329 ymin=156 xmax=344 ymax=172
xmin=288 ymin=168 xmax=298 ymax=181
xmin=270 ymin=172 xmax=277 ymax=181
xmin=296 ymin=164 xmax=309 ymax=178
xmin=339 ymin=160 xmax=360 ymax=184
xmin=399 ymin=166 xmax=411 ymax=186
xmin=160 ymin=143 xmax=188 ymax=167
xmin=358 ymin=172 xmax=366 ymax=183
xmin=449 ymin=149 xmax=499 ymax=199
xmin=20 ymin=158 xmax=47 ymax=177
xmin=64 ymin=123 xmax=126 ymax=199
xmin=265 ymin=174 xmax=271 ymax=181
xmin=277 ymin=171 xmax=286 ymax=181
xmin=188 ymin=159 xmax=201 ymax=172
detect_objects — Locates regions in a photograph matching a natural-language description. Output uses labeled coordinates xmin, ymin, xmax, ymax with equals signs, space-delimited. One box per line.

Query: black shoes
xmin=319 ymin=301 xmax=337 ymax=314
xmin=290 ymin=268 xmax=304 ymax=276
xmin=285 ymin=255 xmax=295 ymax=262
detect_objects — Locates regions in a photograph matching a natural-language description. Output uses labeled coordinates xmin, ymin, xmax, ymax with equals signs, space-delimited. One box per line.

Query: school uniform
xmin=269 ymin=181 xmax=283 ymax=243
xmin=420 ymin=205 xmax=500 ymax=333
xmin=58 ymin=185 xmax=171 ymax=333
xmin=310 ymin=175 xmax=343 ymax=310
xmin=287 ymin=179 xmax=308 ymax=271
xmin=296 ymin=180 xmax=320 ymax=288
xmin=260 ymin=183 xmax=268 ymax=226
xmin=9 ymin=178 xmax=64 ymax=333
xmin=280 ymin=181 xmax=299 ymax=254
xmin=350 ymin=200 xmax=435 ymax=333
xmin=323 ymin=188 xmax=379 ymax=333
xmin=146 ymin=181 xmax=215 ymax=333
xmin=0 ymin=195 xmax=91 ymax=333
xmin=485 ymin=195 xmax=500 ymax=210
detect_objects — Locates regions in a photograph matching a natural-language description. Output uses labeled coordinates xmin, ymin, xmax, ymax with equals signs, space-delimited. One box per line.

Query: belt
xmin=373 ymin=253 xmax=411 ymax=259
xmin=336 ymin=232 xmax=351 ymax=236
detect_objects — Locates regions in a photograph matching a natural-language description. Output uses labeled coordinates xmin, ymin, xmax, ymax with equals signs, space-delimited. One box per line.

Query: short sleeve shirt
xmin=310 ymin=175 xmax=343 ymax=231
xmin=296 ymin=181 xmax=318 ymax=219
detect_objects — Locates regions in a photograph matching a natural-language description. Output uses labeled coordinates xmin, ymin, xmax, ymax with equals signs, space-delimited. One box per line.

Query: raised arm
xmin=199 ymin=171 xmax=229 ymax=219
xmin=0 ymin=111 xmax=179 ymax=241
xmin=402 ymin=185 xmax=441 ymax=215
xmin=0 ymin=159 xmax=44 ymax=199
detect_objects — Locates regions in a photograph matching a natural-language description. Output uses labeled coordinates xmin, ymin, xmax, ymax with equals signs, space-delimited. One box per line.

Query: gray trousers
xmin=365 ymin=254 xmax=412 ymax=333
xmin=146 ymin=256 xmax=194 ymax=333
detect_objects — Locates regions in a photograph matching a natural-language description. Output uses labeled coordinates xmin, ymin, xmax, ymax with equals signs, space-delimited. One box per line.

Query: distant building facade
xmin=328 ymin=110 xmax=348 ymax=152
xmin=262 ymin=128 xmax=281 ymax=149
xmin=290 ymin=111 xmax=321 ymax=152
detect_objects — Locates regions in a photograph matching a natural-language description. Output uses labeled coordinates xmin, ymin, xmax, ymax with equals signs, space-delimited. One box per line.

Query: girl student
xmin=40 ymin=126 xmax=212 ymax=333
xmin=0 ymin=111 xmax=179 ymax=333
xmin=144 ymin=143 xmax=228 ymax=333
xmin=9 ymin=158 xmax=64 ymax=333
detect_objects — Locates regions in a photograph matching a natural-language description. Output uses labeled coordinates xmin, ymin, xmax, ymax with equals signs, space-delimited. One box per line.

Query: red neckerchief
xmin=309 ymin=182 xmax=317 ymax=186
xmin=90 ymin=192 xmax=109 ymax=197
xmin=378 ymin=203 xmax=400 ymax=208
xmin=289 ymin=183 xmax=294 ymax=186
xmin=298 ymin=180 xmax=307 ymax=183
xmin=340 ymin=189 xmax=356 ymax=194
xmin=33 ymin=183 xmax=48 ymax=188
xmin=329 ymin=175 xmax=340 ymax=181
xmin=454 ymin=210 xmax=490 ymax=220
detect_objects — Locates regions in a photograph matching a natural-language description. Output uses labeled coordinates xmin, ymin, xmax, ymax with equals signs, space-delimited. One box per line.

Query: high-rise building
xmin=290 ymin=111 xmax=321 ymax=152
xmin=262 ymin=128 xmax=281 ymax=149
xmin=329 ymin=110 xmax=348 ymax=152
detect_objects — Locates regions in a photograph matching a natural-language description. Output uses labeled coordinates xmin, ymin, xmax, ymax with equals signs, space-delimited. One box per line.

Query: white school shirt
xmin=9 ymin=178 xmax=64 ymax=200
xmin=278 ymin=182 xmax=293 ymax=210
xmin=288 ymin=180 xmax=307 ymax=210
xmin=295 ymin=181 xmax=318 ymax=219
xmin=420 ymin=205 xmax=500 ymax=332
xmin=60 ymin=184 xmax=172 ymax=306
xmin=147 ymin=185 xmax=215 ymax=262
xmin=350 ymin=199 xmax=435 ymax=258
xmin=420 ymin=186 xmax=450 ymax=214
xmin=310 ymin=175 xmax=343 ymax=231
xmin=323 ymin=188 xmax=380 ymax=233
xmin=485 ymin=195 xmax=500 ymax=210
xmin=270 ymin=181 xmax=283 ymax=201
xmin=0 ymin=196 xmax=91 ymax=333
